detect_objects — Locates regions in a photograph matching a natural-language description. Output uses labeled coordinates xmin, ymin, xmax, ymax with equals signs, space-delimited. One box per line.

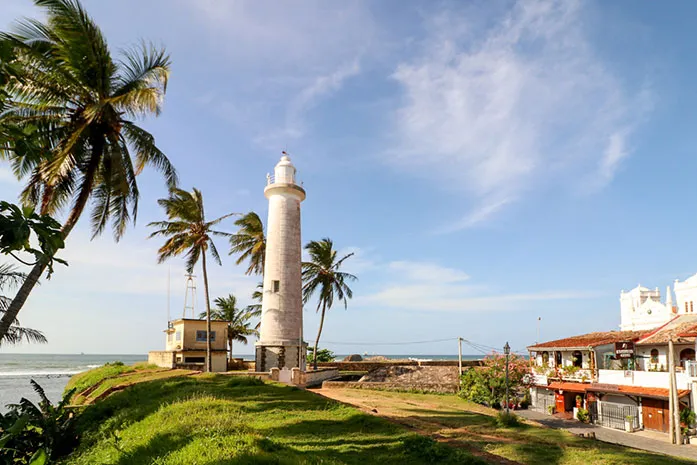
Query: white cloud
xmin=388 ymin=261 xmax=469 ymax=284
xmin=390 ymin=0 xmax=650 ymax=230
xmin=186 ymin=1 xmax=371 ymax=145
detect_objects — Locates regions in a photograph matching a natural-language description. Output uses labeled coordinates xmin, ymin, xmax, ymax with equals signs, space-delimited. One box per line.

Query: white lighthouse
xmin=255 ymin=154 xmax=307 ymax=372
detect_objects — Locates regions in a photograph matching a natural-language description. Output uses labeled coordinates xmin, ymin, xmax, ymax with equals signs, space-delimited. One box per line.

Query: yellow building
xmin=148 ymin=319 xmax=229 ymax=372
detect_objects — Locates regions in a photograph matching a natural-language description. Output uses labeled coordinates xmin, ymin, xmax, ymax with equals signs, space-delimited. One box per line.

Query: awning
xmin=586 ymin=384 xmax=690 ymax=400
xmin=541 ymin=381 xmax=589 ymax=393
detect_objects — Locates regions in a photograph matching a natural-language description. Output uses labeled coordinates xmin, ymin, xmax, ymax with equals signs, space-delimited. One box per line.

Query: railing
xmin=266 ymin=174 xmax=303 ymax=186
xmin=686 ymin=360 xmax=697 ymax=377
xmin=591 ymin=402 xmax=639 ymax=430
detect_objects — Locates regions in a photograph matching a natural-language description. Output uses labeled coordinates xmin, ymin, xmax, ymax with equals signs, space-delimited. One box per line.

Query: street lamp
xmin=504 ymin=342 xmax=511 ymax=414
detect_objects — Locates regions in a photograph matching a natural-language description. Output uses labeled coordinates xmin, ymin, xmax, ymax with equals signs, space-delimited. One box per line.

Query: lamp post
xmin=504 ymin=342 xmax=511 ymax=414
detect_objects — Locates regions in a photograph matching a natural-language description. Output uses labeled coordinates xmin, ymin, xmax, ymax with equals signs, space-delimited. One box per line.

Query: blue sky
xmin=2 ymin=0 xmax=697 ymax=356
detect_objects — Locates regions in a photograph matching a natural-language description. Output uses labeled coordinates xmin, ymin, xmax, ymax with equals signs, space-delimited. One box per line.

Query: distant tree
xmin=229 ymin=211 xmax=265 ymax=276
xmin=0 ymin=263 xmax=46 ymax=345
xmin=459 ymin=353 xmax=532 ymax=408
xmin=306 ymin=347 xmax=335 ymax=364
xmin=0 ymin=0 xmax=176 ymax=342
xmin=199 ymin=293 xmax=257 ymax=359
xmin=149 ymin=188 xmax=232 ymax=372
xmin=302 ymin=238 xmax=357 ymax=369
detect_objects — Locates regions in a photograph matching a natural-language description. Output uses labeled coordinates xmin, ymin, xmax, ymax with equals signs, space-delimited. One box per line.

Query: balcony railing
xmin=266 ymin=174 xmax=303 ymax=186
xmin=686 ymin=360 xmax=697 ymax=377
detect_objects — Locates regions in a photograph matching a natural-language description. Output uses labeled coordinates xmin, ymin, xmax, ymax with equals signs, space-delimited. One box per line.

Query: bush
xmin=0 ymin=380 xmax=79 ymax=463
xmin=576 ymin=408 xmax=590 ymax=423
xmin=307 ymin=347 xmax=335 ymax=363
xmin=495 ymin=411 xmax=521 ymax=428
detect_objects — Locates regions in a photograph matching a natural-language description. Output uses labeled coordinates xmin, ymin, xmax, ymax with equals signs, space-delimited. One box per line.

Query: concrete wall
xmin=598 ymin=369 xmax=691 ymax=390
xmin=148 ymin=351 xmax=175 ymax=369
xmin=256 ymin=345 xmax=305 ymax=372
xmin=322 ymin=380 xmax=458 ymax=394
xmin=289 ymin=368 xmax=340 ymax=387
xmin=166 ymin=320 xmax=228 ymax=352
xmin=173 ymin=350 xmax=227 ymax=372
xmin=317 ymin=360 xmax=480 ymax=372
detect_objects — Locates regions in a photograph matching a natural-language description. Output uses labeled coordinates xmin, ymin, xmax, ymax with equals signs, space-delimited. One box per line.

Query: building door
xmin=555 ymin=392 xmax=565 ymax=413
xmin=642 ymin=398 xmax=668 ymax=433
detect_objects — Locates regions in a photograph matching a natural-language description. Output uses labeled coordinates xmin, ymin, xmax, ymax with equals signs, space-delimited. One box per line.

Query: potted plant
xmin=575 ymin=395 xmax=582 ymax=409
xmin=547 ymin=405 xmax=555 ymax=415
xmin=624 ymin=415 xmax=634 ymax=433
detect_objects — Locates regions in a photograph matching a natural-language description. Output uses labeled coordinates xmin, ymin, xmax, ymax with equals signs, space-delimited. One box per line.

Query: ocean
xmin=0 ymin=353 xmax=481 ymax=412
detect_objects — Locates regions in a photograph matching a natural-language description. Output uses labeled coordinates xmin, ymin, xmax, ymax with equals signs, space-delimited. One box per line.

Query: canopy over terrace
xmin=528 ymin=330 xmax=650 ymax=352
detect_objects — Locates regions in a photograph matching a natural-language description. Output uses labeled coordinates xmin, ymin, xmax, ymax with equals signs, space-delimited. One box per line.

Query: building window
xmin=196 ymin=330 xmax=216 ymax=342
xmin=273 ymin=280 xmax=280 ymax=293
xmin=691 ymin=302 xmax=694 ymax=313
xmin=650 ymin=349 xmax=659 ymax=364
xmin=175 ymin=331 xmax=181 ymax=341
xmin=555 ymin=351 xmax=562 ymax=367
xmin=572 ymin=351 xmax=583 ymax=368
xmin=167 ymin=333 xmax=172 ymax=343
xmin=184 ymin=356 xmax=205 ymax=364
xmin=680 ymin=348 xmax=696 ymax=362
xmin=541 ymin=351 xmax=549 ymax=366
xmin=686 ymin=302 xmax=689 ymax=312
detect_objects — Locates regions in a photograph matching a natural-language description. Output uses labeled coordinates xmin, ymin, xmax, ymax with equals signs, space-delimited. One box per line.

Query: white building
xmin=529 ymin=273 xmax=697 ymax=434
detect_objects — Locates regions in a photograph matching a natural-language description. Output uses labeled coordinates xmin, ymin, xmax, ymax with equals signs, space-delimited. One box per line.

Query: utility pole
xmin=458 ymin=337 xmax=463 ymax=376
xmin=504 ymin=341 xmax=511 ymax=414
xmin=669 ymin=338 xmax=681 ymax=444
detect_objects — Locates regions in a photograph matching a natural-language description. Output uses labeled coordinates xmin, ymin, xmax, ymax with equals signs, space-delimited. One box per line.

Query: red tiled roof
xmin=527 ymin=330 xmax=650 ymax=351
xmin=637 ymin=315 xmax=697 ymax=345
xmin=540 ymin=382 xmax=589 ymax=393
xmin=586 ymin=384 xmax=690 ymax=400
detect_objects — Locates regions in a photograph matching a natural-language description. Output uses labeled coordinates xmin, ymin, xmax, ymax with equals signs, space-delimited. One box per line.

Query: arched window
xmin=541 ymin=351 xmax=549 ymax=366
xmin=680 ymin=348 xmax=695 ymax=362
xmin=572 ymin=351 xmax=583 ymax=368
xmin=650 ymin=349 xmax=659 ymax=364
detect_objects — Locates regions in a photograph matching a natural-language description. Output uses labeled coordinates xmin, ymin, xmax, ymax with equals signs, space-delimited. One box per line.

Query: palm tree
xmin=229 ymin=212 xmax=265 ymax=275
xmin=0 ymin=264 xmax=46 ymax=345
xmin=149 ymin=188 xmax=232 ymax=372
xmin=246 ymin=282 xmax=263 ymax=330
xmin=0 ymin=0 xmax=176 ymax=341
xmin=200 ymin=294 xmax=258 ymax=360
xmin=302 ymin=238 xmax=357 ymax=369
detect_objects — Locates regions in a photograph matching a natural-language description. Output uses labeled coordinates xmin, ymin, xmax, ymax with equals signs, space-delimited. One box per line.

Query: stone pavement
xmin=517 ymin=409 xmax=697 ymax=462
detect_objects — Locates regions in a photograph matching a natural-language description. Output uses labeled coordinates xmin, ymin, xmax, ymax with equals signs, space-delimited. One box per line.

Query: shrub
xmin=576 ymin=408 xmax=590 ymax=423
xmin=307 ymin=347 xmax=335 ymax=363
xmin=0 ymin=380 xmax=79 ymax=463
xmin=547 ymin=405 xmax=555 ymax=415
xmin=495 ymin=411 xmax=521 ymax=428
xmin=458 ymin=353 xmax=532 ymax=408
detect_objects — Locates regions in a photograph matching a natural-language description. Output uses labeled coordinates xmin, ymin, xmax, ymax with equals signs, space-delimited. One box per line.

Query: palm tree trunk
xmin=201 ymin=250 xmax=212 ymax=373
xmin=0 ymin=143 xmax=103 ymax=342
xmin=229 ymin=335 xmax=233 ymax=360
xmin=312 ymin=301 xmax=327 ymax=370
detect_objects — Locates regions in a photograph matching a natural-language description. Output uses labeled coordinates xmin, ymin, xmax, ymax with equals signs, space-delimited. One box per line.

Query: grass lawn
xmin=316 ymin=388 xmax=697 ymax=465
xmin=62 ymin=374 xmax=483 ymax=464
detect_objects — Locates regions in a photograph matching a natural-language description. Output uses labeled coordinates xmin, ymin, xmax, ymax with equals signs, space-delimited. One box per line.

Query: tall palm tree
xmin=302 ymin=238 xmax=357 ymax=369
xmin=229 ymin=211 xmax=265 ymax=276
xmin=149 ymin=188 xmax=232 ymax=372
xmin=0 ymin=263 xmax=46 ymax=345
xmin=246 ymin=282 xmax=263 ymax=330
xmin=0 ymin=0 xmax=176 ymax=340
xmin=200 ymin=294 xmax=258 ymax=360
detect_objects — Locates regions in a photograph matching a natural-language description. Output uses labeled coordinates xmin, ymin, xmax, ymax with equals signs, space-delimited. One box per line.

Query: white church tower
xmin=255 ymin=154 xmax=307 ymax=372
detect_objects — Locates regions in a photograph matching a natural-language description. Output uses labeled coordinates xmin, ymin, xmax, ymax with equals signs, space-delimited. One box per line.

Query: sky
xmin=2 ymin=0 xmax=697 ymax=357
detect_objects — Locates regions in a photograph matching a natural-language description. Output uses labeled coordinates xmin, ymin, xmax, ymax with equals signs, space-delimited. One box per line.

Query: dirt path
xmin=313 ymin=388 xmax=523 ymax=465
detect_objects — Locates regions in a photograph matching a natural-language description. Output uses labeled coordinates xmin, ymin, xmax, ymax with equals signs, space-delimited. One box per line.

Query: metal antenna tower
xmin=183 ymin=273 xmax=197 ymax=318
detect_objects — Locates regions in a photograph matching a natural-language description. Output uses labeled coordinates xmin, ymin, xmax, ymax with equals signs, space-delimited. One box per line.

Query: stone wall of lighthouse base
xmin=255 ymin=341 xmax=307 ymax=373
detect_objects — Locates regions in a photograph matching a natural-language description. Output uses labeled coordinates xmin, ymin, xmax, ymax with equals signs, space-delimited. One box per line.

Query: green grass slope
xmin=63 ymin=376 xmax=484 ymax=464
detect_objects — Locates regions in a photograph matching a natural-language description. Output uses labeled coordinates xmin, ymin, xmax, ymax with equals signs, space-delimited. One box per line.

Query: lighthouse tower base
xmin=255 ymin=341 xmax=307 ymax=373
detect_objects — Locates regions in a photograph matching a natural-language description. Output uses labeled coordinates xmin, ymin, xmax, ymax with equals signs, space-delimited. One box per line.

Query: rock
xmin=343 ymin=354 xmax=363 ymax=362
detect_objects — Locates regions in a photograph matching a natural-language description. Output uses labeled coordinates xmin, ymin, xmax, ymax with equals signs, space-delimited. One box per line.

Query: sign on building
xmin=614 ymin=341 xmax=635 ymax=359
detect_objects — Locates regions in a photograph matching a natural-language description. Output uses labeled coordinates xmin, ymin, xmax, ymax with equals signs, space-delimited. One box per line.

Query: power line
xmin=310 ymin=337 xmax=457 ymax=346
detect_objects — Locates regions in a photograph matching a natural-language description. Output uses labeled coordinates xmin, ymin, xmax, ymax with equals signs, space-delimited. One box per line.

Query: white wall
xmin=598 ymin=369 xmax=690 ymax=390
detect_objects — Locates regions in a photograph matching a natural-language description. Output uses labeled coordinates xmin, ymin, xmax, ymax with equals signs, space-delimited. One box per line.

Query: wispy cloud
xmin=389 ymin=0 xmax=651 ymax=231
xmin=358 ymin=260 xmax=596 ymax=312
